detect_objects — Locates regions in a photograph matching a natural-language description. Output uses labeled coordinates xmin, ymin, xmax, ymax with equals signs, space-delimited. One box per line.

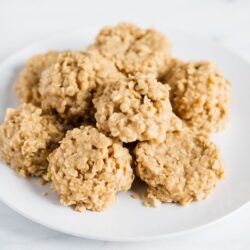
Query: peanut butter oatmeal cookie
xmin=93 ymin=73 xmax=172 ymax=143
xmin=0 ymin=103 xmax=64 ymax=177
xmin=94 ymin=23 xmax=172 ymax=76
xmin=166 ymin=61 xmax=230 ymax=133
xmin=135 ymin=131 xmax=224 ymax=205
xmin=39 ymin=50 xmax=122 ymax=120
xmin=14 ymin=51 xmax=60 ymax=106
xmin=48 ymin=126 xmax=134 ymax=212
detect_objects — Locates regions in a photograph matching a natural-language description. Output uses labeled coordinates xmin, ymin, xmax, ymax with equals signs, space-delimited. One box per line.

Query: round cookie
xmin=48 ymin=126 xmax=134 ymax=212
xmin=0 ymin=103 xmax=65 ymax=177
xmin=94 ymin=23 xmax=172 ymax=76
xmin=135 ymin=131 xmax=224 ymax=205
xmin=93 ymin=23 xmax=144 ymax=63
xmin=14 ymin=51 xmax=60 ymax=106
xmin=166 ymin=61 xmax=230 ymax=133
xmin=93 ymin=73 xmax=172 ymax=143
xmin=39 ymin=50 xmax=122 ymax=120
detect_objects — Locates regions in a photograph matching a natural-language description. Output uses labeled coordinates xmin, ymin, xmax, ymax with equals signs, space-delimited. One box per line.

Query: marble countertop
xmin=0 ymin=0 xmax=250 ymax=249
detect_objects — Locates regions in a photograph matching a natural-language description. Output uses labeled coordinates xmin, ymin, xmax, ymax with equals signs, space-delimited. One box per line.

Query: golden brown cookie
xmin=0 ymin=103 xmax=65 ymax=177
xmin=14 ymin=51 xmax=60 ymax=106
xmin=39 ymin=50 xmax=122 ymax=120
xmin=166 ymin=61 xmax=230 ymax=134
xmin=48 ymin=126 xmax=134 ymax=212
xmin=93 ymin=73 xmax=172 ymax=143
xmin=135 ymin=130 xmax=224 ymax=205
xmin=94 ymin=23 xmax=172 ymax=76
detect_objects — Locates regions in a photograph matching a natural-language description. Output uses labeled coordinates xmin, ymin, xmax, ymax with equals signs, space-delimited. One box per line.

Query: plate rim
xmin=0 ymin=190 xmax=249 ymax=242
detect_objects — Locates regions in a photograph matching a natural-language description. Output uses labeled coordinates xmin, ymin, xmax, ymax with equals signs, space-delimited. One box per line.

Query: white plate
xmin=0 ymin=28 xmax=250 ymax=242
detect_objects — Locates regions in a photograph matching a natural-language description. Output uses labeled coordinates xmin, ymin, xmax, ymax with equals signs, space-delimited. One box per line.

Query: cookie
xmin=0 ymin=103 xmax=64 ymax=177
xmin=135 ymin=131 xmax=224 ymax=205
xmin=39 ymin=50 xmax=121 ymax=120
xmin=94 ymin=23 xmax=172 ymax=76
xmin=93 ymin=73 xmax=172 ymax=142
xmin=14 ymin=51 xmax=60 ymax=106
xmin=165 ymin=61 xmax=230 ymax=133
xmin=48 ymin=126 xmax=134 ymax=212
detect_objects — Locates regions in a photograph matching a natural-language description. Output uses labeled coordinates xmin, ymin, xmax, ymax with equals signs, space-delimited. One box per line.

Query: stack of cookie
xmin=0 ymin=23 xmax=230 ymax=212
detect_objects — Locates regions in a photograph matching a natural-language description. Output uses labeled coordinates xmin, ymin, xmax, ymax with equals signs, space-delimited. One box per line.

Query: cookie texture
xmin=0 ymin=103 xmax=64 ymax=177
xmin=167 ymin=113 xmax=184 ymax=132
xmin=14 ymin=51 xmax=60 ymax=106
xmin=135 ymin=131 xmax=224 ymax=205
xmin=165 ymin=61 xmax=230 ymax=133
xmin=93 ymin=73 xmax=172 ymax=142
xmin=39 ymin=50 xmax=122 ymax=120
xmin=162 ymin=58 xmax=183 ymax=81
xmin=94 ymin=23 xmax=172 ymax=76
xmin=48 ymin=126 xmax=134 ymax=212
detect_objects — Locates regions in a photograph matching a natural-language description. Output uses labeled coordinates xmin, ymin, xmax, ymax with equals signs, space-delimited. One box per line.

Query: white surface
xmin=0 ymin=0 xmax=250 ymax=249
xmin=1 ymin=28 xmax=250 ymax=241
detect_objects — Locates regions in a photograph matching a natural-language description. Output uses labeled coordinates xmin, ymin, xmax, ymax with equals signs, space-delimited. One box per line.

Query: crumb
xmin=143 ymin=196 xmax=161 ymax=208
xmin=130 ymin=193 xmax=140 ymax=199
xmin=41 ymin=192 xmax=48 ymax=197
xmin=39 ymin=178 xmax=47 ymax=186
